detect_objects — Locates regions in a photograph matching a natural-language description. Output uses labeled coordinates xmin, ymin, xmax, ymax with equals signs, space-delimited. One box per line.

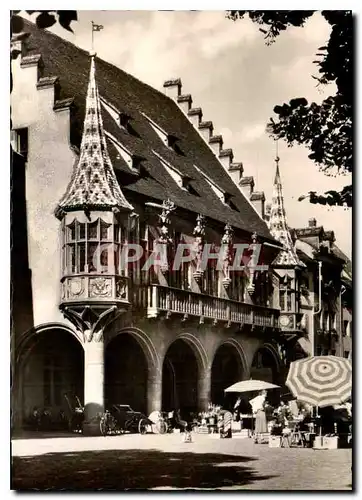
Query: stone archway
xmin=16 ymin=327 xmax=84 ymax=428
xmin=162 ymin=339 xmax=199 ymax=414
xmin=211 ymin=342 xmax=245 ymax=409
xmin=251 ymin=345 xmax=280 ymax=383
xmin=251 ymin=344 xmax=281 ymax=405
xmin=105 ymin=333 xmax=149 ymax=415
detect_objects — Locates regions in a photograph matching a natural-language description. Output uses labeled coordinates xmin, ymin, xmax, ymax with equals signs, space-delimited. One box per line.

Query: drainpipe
xmin=312 ymin=261 xmax=323 ymax=357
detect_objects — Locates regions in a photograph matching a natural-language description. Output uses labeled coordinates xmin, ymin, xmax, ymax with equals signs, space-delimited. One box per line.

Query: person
xmin=250 ymin=390 xmax=268 ymax=443
xmin=220 ymin=410 xmax=233 ymax=439
xmin=174 ymin=409 xmax=188 ymax=432
xmin=275 ymin=401 xmax=291 ymax=426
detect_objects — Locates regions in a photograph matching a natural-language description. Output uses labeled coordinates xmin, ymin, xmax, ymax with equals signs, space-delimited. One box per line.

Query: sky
xmin=23 ymin=10 xmax=352 ymax=257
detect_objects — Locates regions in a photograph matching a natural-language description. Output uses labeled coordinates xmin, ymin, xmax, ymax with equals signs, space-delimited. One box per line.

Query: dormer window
xmin=194 ymin=164 xmax=234 ymax=207
xmin=167 ymin=134 xmax=179 ymax=149
xmin=100 ymin=97 xmax=132 ymax=132
xmin=141 ymin=112 xmax=180 ymax=153
xmin=119 ymin=112 xmax=131 ymax=130
xmin=152 ymin=150 xmax=193 ymax=193
xmin=105 ymin=131 xmax=141 ymax=174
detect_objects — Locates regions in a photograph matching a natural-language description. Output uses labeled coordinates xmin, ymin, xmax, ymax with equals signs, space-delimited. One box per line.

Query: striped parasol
xmin=286 ymin=356 xmax=352 ymax=408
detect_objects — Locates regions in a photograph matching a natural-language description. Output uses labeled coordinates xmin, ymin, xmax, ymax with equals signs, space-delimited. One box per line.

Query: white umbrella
xmin=225 ymin=380 xmax=280 ymax=393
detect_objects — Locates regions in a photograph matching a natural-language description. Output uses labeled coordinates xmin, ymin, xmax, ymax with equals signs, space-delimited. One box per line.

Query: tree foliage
xmin=11 ymin=10 xmax=78 ymax=35
xmin=227 ymin=10 xmax=352 ymax=207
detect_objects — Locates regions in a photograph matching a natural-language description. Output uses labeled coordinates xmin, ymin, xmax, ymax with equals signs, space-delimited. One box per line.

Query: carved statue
xmin=157 ymin=199 xmax=176 ymax=273
xmin=157 ymin=199 xmax=176 ymax=244
xmin=247 ymin=232 xmax=258 ymax=294
xmin=221 ymin=223 xmax=233 ymax=289
xmin=192 ymin=214 xmax=206 ymax=283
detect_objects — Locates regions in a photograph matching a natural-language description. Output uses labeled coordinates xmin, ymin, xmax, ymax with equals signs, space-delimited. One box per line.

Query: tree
xmin=227 ymin=11 xmax=352 ymax=207
xmin=11 ymin=10 xmax=78 ymax=35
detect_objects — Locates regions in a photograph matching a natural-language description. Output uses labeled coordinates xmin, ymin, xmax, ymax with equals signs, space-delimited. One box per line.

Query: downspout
xmin=312 ymin=261 xmax=323 ymax=357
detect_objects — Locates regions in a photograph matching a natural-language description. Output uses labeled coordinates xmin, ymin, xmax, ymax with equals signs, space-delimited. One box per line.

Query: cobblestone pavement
xmin=11 ymin=432 xmax=353 ymax=491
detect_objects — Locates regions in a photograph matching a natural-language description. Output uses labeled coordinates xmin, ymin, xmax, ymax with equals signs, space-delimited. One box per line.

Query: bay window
xmin=63 ymin=218 xmax=123 ymax=275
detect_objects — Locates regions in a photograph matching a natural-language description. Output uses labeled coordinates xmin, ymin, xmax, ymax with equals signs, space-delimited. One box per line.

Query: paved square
xmin=11 ymin=432 xmax=352 ymax=491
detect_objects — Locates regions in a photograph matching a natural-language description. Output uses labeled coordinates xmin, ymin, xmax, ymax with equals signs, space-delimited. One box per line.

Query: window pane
xmin=100 ymin=247 xmax=108 ymax=271
xmin=68 ymin=244 xmax=76 ymax=273
xmin=114 ymin=225 xmax=120 ymax=242
xmin=88 ymin=221 xmax=98 ymax=239
xmin=287 ymin=293 xmax=292 ymax=311
xmin=88 ymin=243 xmax=98 ymax=272
xmin=100 ymin=220 xmax=110 ymax=240
xmin=68 ymin=223 xmax=76 ymax=242
xmin=280 ymin=291 xmax=285 ymax=311
xmin=114 ymin=244 xmax=120 ymax=274
xmin=79 ymin=243 xmax=86 ymax=272
xmin=79 ymin=223 xmax=86 ymax=239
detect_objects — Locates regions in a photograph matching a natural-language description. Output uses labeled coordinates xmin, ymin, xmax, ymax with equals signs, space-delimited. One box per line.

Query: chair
xmin=289 ymin=421 xmax=307 ymax=447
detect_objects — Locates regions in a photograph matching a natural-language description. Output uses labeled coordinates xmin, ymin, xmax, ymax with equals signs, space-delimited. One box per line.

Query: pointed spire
xmin=269 ymin=155 xmax=305 ymax=268
xmin=55 ymin=53 xmax=133 ymax=218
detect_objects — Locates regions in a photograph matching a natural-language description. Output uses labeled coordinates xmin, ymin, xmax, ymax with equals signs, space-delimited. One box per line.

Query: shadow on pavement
xmin=12 ymin=448 xmax=276 ymax=490
xmin=12 ymin=431 xmax=82 ymax=440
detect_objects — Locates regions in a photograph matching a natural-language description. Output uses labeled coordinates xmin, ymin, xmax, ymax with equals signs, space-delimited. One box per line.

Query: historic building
xmin=11 ymin=22 xmax=291 ymax=433
xmin=293 ymin=219 xmax=352 ymax=360
xmin=264 ymin=160 xmax=353 ymax=365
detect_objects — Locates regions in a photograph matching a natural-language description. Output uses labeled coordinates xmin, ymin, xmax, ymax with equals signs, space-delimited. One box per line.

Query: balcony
xmin=134 ymin=284 xmax=279 ymax=329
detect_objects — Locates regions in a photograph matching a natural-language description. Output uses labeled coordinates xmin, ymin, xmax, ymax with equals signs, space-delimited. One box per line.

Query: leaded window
xmin=63 ymin=218 xmax=121 ymax=275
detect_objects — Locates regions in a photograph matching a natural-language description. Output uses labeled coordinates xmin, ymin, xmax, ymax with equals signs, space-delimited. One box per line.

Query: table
xmin=239 ymin=414 xmax=255 ymax=431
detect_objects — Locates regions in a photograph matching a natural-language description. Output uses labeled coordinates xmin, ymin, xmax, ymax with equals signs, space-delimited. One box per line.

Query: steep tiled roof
xmin=269 ymin=158 xmax=305 ymax=268
xmin=21 ymin=20 xmax=275 ymax=242
xmin=56 ymin=55 xmax=133 ymax=215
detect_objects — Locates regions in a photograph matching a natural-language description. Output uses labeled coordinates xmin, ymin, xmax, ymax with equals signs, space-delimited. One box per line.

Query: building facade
xmin=11 ymin=22 xmax=291 ymax=433
xmin=293 ymin=219 xmax=352 ymax=360
xmin=263 ymin=161 xmax=352 ymax=368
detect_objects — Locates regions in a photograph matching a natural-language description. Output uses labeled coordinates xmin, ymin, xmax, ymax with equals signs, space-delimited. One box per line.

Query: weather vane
xmin=91 ymin=21 xmax=104 ymax=52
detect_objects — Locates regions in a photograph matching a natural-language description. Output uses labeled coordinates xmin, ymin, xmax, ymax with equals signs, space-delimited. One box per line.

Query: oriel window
xmin=63 ymin=218 xmax=122 ymax=275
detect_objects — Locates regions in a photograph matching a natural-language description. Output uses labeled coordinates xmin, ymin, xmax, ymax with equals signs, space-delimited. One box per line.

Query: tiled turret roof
xmin=269 ymin=157 xmax=305 ymax=268
xmin=56 ymin=54 xmax=133 ymax=216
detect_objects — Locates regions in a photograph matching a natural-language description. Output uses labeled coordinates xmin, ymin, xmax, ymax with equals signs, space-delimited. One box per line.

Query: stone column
xmin=147 ymin=367 xmax=162 ymax=415
xmin=198 ymin=366 xmax=211 ymax=411
xmin=83 ymin=334 xmax=104 ymax=435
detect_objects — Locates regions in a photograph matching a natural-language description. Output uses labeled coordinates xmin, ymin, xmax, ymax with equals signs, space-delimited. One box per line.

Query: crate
xmin=323 ymin=436 xmax=339 ymax=449
xmin=313 ymin=435 xmax=339 ymax=449
xmin=269 ymin=436 xmax=282 ymax=448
